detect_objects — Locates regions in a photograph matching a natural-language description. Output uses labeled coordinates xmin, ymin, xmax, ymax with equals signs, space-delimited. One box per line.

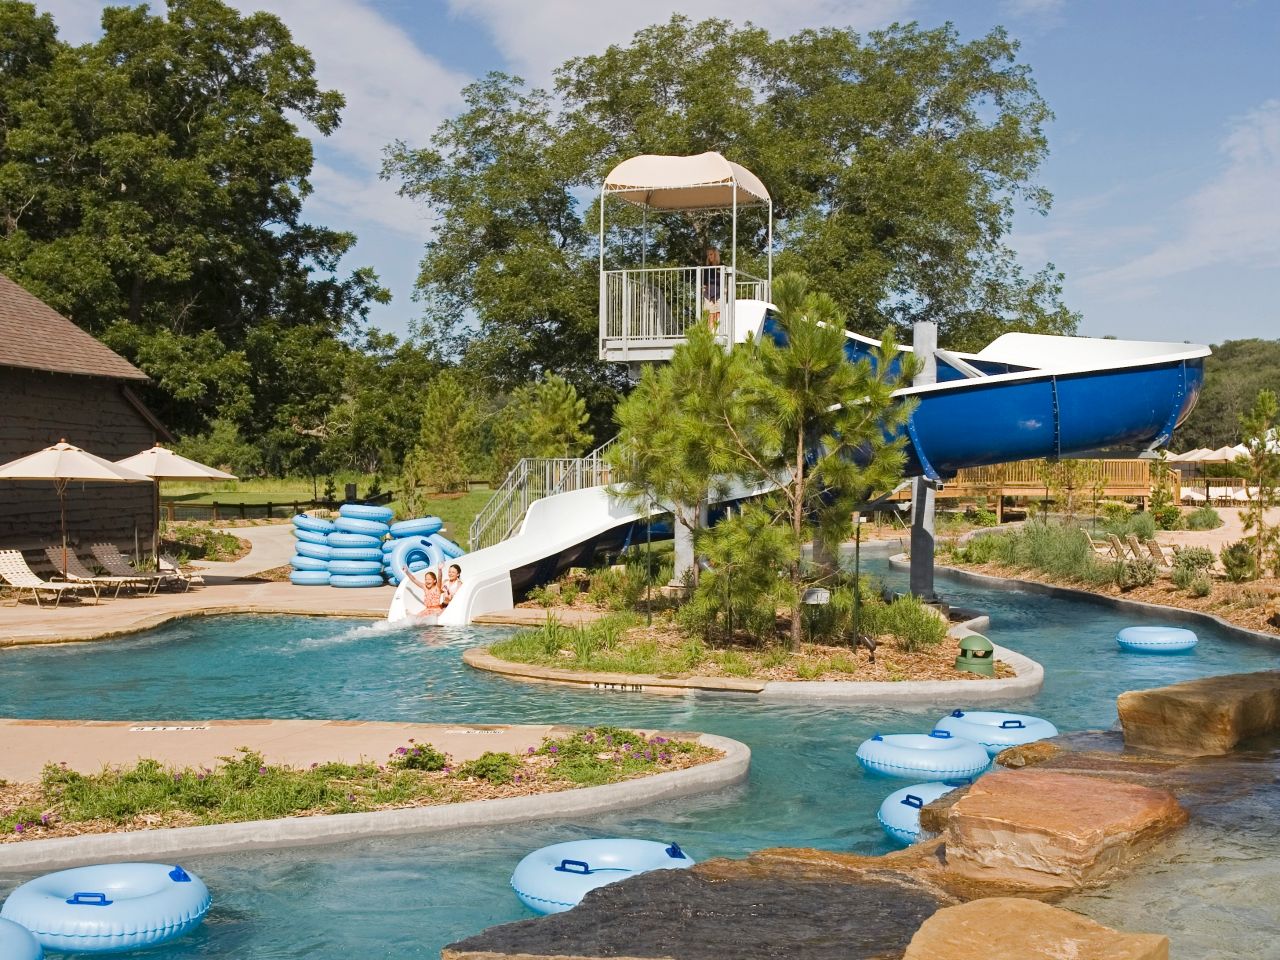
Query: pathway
xmin=189 ymin=522 xmax=297 ymax=581
xmin=1160 ymin=506 xmax=1280 ymax=554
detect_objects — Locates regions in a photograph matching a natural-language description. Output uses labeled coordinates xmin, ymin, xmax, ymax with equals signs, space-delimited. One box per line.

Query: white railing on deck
xmin=468 ymin=437 xmax=618 ymax=551
xmin=599 ymin=265 xmax=768 ymax=357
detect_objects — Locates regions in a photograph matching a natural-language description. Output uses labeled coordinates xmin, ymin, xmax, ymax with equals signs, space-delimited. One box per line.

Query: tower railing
xmin=467 ymin=437 xmax=618 ymax=551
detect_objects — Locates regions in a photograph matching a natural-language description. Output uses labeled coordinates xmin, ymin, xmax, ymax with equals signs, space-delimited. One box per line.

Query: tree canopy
xmin=1173 ymin=339 xmax=1280 ymax=450
xmin=384 ymin=15 xmax=1079 ymax=409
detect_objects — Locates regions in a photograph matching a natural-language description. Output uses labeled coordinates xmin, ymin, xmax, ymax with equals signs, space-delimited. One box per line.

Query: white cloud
xmin=34 ymin=0 xmax=106 ymax=43
xmin=1000 ymin=0 xmax=1065 ymax=18
xmin=447 ymin=0 xmax=914 ymax=84
xmin=1082 ymin=99 xmax=1280 ymax=297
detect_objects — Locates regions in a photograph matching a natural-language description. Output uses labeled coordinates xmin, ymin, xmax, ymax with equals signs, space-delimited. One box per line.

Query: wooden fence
xmin=162 ymin=490 xmax=394 ymax=523
xmin=887 ymin=459 xmax=1170 ymax=504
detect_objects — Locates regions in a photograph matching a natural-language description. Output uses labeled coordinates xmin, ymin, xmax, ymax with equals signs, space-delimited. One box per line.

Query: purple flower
xmin=605 ymin=735 xmax=613 ymax=744
xmin=652 ymin=736 xmax=667 ymax=745
xmin=173 ymin=773 xmax=183 ymax=782
xmin=310 ymin=762 xmax=318 ymax=769
xmin=584 ymin=733 xmax=594 ymax=742
xmin=527 ymin=747 xmax=535 ymax=754
xmin=548 ymin=745 xmax=558 ymax=754
xmin=659 ymin=753 xmax=669 ymax=762
xmin=258 ymin=766 xmax=267 ymax=775
xmin=396 ymin=746 xmax=408 ymax=755
xmin=443 ymin=766 xmax=453 ymax=774
xmin=196 ymin=773 xmax=207 ymax=781
xmin=14 ymin=823 xmax=23 ymax=833
xmin=347 ymin=793 xmax=355 ymax=802
xmin=643 ymin=751 xmax=653 ymax=760
xmin=40 ymin=814 xmax=49 ymax=824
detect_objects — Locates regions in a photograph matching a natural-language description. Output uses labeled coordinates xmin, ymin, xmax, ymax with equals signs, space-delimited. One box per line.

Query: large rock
xmin=1117 ymin=670 xmax=1280 ymax=756
xmin=444 ymin=865 xmax=951 ymax=960
xmin=940 ymin=769 xmax=1187 ymax=896
xmin=903 ymin=897 xmax=1168 ymax=960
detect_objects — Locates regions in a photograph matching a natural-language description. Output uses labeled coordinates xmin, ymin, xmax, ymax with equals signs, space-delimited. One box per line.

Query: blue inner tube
xmin=0 ymin=918 xmax=41 ymax=960
xmin=855 ymin=731 xmax=990 ymax=781
xmin=292 ymin=514 xmax=335 ymax=534
xmin=328 ymin=559 xmax=383 ymax=576
xmin=1116 ymin=625 xmax=1198 ymax=653
xmin=427 ymin=533 xmax=465 ymax=559
xmin=387 ymin=537 xmax=444 ymax=581
xmin=334 ymin=516 xmax=391 ymax=537
xmin=877 ymin=781 xmax=966 ymax=847
xmin=295 ymin=541 xmax=333 ymax=561
xmin=338 ymin=503 xmax=394 ymax=522
xmin=289 ymin=570 xmax=331 ymax=586
xmin=933 ymin=710 xmax=1059 ymax=757
xmin=329 ymin=574 xmax=386 ymax=588
xmin=289 ymin=554 xmax=329 ymax=572
xmin=328 ymin=532 xmax=383 ymax=549
xmin=292 ymin=528 xmax=328 ymax=546
xmin=390 ymin=516 xmax=443 ymax=538
xmin=510 ymin=839 xmax=694 ymax=915
xmin=329 ymin=547 xmax=384 ymax=562
xmin=0 ymin=863 xmax=210 ymax=954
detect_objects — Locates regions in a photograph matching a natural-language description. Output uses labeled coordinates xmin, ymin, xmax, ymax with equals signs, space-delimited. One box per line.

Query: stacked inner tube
xmin=330 ymin=504 xmax=394 ymax=587
xmin=290 ymin=513 xmax=335 ymax=586
xmin=384 ymin=515 xmax=464 ymax=585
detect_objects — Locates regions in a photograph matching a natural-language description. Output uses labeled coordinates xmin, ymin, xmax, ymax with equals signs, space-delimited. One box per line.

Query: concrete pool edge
xmin=895 ymin=553 xmax=1280 ymax=647
xmin=462 ymin=619 xmax=1044 ymax=705
xmin=0 ymin=733 xmax=749 ymax=873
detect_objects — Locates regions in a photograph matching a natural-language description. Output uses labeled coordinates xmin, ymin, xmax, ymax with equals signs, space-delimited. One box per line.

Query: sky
xmin=38 ymin=0 xmax=1280 ymax=346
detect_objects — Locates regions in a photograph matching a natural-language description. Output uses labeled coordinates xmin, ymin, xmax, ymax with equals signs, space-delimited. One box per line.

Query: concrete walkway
xmin=189 ymin=522 xmax=297 ymax=581
xmin=0 ymin=718 xmax=563 ymax=782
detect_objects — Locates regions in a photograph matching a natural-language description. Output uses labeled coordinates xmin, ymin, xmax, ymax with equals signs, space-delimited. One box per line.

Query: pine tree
xmin=403 ymin=371 xmax=481 ymax=496
xmin=1237 ymin=390 xmax=1280 ymax=578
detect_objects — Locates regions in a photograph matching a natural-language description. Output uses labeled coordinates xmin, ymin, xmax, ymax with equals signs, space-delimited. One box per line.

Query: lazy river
xmin=1 ymin=556 xmax=1277 ymax=959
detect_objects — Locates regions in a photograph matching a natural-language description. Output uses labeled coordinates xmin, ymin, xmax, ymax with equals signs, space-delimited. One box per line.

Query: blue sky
xmin=42 ymin=0 xmax=1280 ymax=345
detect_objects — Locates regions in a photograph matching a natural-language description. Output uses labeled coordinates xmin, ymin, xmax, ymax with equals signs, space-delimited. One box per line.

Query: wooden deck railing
xmin=886 ymin=459 xmax=1168 ymax=501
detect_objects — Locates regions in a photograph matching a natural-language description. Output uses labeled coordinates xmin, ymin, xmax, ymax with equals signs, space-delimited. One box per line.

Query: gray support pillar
xmin=909 ymin=322 xmax=938 ymax=600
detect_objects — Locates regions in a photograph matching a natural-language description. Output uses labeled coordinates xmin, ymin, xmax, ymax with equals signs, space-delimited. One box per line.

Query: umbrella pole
xmin=154 ymin=480 xmax=160 ymax=563
xmin=57 ymin=478 xmax=68 ymax=573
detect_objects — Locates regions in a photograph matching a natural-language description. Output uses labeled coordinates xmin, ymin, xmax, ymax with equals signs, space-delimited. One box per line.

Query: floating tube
xmin=289 ymin=570 xmax=331 ymax=586
xmin=0 ymin=863 xmax=210 ymax=954
xmin=328 ymin=532 xmax=383 ymax=549
xmin=292 ymin=528 xmax=328 ymax=546
xmin=328 ymin=559 xmax=383 ymax=576
xmin=390 ymin=516 xmax=443 ymax=538
xmin=877 ymin=781 xmax=966 ymax=847
xmin=427 ymin=533 xmax=465 ymax=559
xmin=292 ymin=514 xmax=335 ymax=534
xmin=339 ymin=503 xmax=394 ymax=522
xmin=289 ymin=554 xmax=328 ymax=572
xmin=295 ymin=541 xmax=333 ymax=561
xmin=933 ymin=710 xmax=1059 ymax=757
xmin=381 ymin=540 xmax=396 ymax=554
xmin=387 ymin=537 xmax=444 ymax=581
xmin=329 ymin=547 xmax=384 ymax=562
xmin=510 ymin=839 xmax=694 ymax=915
xmin=334 ymin=516 xmax=391 ymax=537
xmin=856 ymin=731 xmax=990 ymax=781
xmin=329 ymin=574 xmax=386 ymax=588
xmin=0 ymin=918 xmax=41 ymax=960
xmin=1117 ymin=626 xmax=1198 ymax=653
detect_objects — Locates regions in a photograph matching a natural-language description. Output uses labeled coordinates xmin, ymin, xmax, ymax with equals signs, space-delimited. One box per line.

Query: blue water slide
xmin=759 ymin=313 xmax=1208 ymax=480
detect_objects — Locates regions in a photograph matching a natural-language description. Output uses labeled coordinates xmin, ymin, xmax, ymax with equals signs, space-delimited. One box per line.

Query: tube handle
xmin=66 ymin=892 xmax=113 ymax=906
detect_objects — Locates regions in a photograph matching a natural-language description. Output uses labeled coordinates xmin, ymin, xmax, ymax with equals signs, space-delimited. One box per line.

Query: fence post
xmin=239 ymin=502 xmax=246 ymax=520
xmin=266 ymin=502 xmax=273 ymax=520
xmin=212 ymin=502 xmax=220 ymax=522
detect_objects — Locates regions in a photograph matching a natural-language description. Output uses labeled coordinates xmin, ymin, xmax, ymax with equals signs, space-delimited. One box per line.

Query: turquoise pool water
xmin=1 ymin=558 xmax=1276 ymax=958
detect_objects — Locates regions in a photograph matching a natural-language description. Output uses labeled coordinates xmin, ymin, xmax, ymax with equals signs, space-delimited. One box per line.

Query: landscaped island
xmin=0 ymin=726 xmax=719 ymax=843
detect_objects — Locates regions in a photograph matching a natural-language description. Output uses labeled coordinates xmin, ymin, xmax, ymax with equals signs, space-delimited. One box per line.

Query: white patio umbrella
xmin=116 ymin=444 xmax=237 ymax=559
xmin=0 ymin=439 xmax=152 ymax=572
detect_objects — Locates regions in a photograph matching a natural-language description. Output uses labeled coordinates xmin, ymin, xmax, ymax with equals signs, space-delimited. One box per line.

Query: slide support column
xmin=671 ymin=499 xmax=708 ymax=589
xmin=910 ymin=322 xmax=939 ymax=601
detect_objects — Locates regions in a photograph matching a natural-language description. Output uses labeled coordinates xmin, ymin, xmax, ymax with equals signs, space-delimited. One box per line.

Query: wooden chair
xmin=159 ymin=554 xmax=204 ymax=592
xmin=1086 ymin=532 xmax=1112 ymax=557
xmin=0 ymin=549 xmax=98 ymax=607
xmin=1124 ymin=534 xmax=1149 ymax=561
xmin=43 ymin=546 xmax=142 ymax=600
xmin=1143 ymin=539 xmax=1175 ymax=568
xmin=1106 ymin=534 xmax=1130 ymax=561
xmin=89 ymin=543 xmax=164 ymax=595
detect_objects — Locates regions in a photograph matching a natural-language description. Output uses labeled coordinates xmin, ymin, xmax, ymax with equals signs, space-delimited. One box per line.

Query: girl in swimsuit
xmin=406 ymin=568 xmax=444 ymax=616
xmin=440 ymin=563 xmax=462 ymax=607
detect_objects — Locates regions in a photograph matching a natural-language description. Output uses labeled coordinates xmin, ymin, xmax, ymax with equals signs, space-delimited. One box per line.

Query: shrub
xmin=1113 ymin=558 xmax=1158 ymax=591
xmin=868 ymin=594 xmax=947 ymax=652
xmin=1100 ymin=501 xmax=1132 ymax=524
xmin=1173 ymin=546 xmax=1216 ymax=572
xmin=391 ymin=742 xmax=448 ymax=771
xmin=1171 ymin=566 xmax=1195 ymax=590
xmin=1151 ymin=503 xmax=1182 ymax=531
xmin=1190 ymin=575 xmax=1212 ymax=598
xmin=964 ymin=506 xmax=999 ymax=527
xmin=1220 ymin=540 xmax=1258 ymax=583
xmin=1185 ymin=505 xmax=1223 ymax=531
xmin=1103 ymin=509 xmax=1155 ymax=541
xmin=454 ymin=751 xmax=521 ymax=785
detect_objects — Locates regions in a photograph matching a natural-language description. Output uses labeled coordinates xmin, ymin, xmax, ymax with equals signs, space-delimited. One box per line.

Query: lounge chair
xmin=89 ymin=543 xmax=164 ymax=595
xmin=0 ymin=549 xmax=98 ymax=607
xmin=1143 ymin=539 xmax=1175 ymax=568
xmin=1124 ymin=534 xmax=1149 ymax=562
xmin=1086 ymin=532 xmax=1112 ymax=557
xmin=43 ymin=546 xmax=143 ymax=599
xmin=159 ymin=553 xmax=204 ymax=592
xmin=1106 ymin=534 xmax=1130 ymax=561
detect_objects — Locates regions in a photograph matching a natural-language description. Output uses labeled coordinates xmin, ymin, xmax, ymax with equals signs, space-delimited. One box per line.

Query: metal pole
xmin=909 ymin=322 xmax=938 ymax=600
xmin=767 ymin=200 xmax=773 ymax=290
xmin=853 ymin=512 xmax=862 ymax=635
xmin=645 ymin=495 xmax=652 ymax=627
xmin=730 ymin=187 xmax=738 ymax=346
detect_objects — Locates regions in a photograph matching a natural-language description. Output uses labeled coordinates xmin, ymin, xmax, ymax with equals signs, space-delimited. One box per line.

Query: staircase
xmin=468 ymin=438 xmax=618 ymax=551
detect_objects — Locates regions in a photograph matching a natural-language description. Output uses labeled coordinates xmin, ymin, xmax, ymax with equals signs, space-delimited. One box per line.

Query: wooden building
xmin=0 ymin=274 xmax=169 ymax=549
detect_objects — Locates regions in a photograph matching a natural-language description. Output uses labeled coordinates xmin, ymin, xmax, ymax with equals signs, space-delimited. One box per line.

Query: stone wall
xmin=0 ymin=368 xmax=158 ymax=553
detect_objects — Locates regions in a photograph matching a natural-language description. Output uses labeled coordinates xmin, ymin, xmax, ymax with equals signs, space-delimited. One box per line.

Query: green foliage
xmin=390 ymin=742 xmax=448 ymax=771
xmin=453 ymin=752 xmax=521 ymax=785
xmin=1147 ymin=454 xmax=1182 ymax=530
xmin=860 ymin=594 xmax=948 ymax=652
xmin=1113 ymin=558 xmax=1158 ymax=591
xmin=957 ymin=522 xmax=1115 ymax=586
xmin=1185 ymin=505 xmax=1224 ymax=530
xmin=490 ymin=374 xmax=593 ymax=481
xmin=1175 ymin=339 xmax=1280 ymax=450
xmin=1100 ymin=502 xmax=1133 ymax=525
xmin=163 ymin=525 xmax=243 ymax=562
xmin=401 ymin=370 xmax=483 ymax=498
xmin=176 ymin=419 xmax=262 ymax=477
xmin=491 ymin=614 xmax=639 ymax=668
xmin=1220 ymin=540 xmax=1258 ymax=583
xmin=1171 ymin=566 xmax=1195 ymax=590
xmin=1104 ymin=510 xmax=1157 ymax=541
xmin=538 ymin=727 xmax=710 ymax=787
xmin=1189 ymin=575 xmax=1213 ymax=598
xmin=965 ymin=506 xmax=999 ymax=527
xmin=1235 ymin=390 xmax=1280 ymax=579
xmin=1172 ymin=546 xmax=1216 ymax=573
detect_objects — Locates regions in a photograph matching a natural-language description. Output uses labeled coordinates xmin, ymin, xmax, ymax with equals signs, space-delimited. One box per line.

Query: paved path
xmin=1160 ymin=506 xmax=1280 ymax=555
xmin=189 ymin=522 xmax=297 ymax=581
xmin=0 ymin=719 xmax=565 ymax=782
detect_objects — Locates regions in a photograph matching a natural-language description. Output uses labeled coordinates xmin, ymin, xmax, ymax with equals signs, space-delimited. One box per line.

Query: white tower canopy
xmin=603 ymin=151 xmax=770 ymax=210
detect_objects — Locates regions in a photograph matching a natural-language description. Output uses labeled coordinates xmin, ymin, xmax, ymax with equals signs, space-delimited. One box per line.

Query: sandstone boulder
xmin=903 ymin=897 xmax=1168 ymax=959
xmin=1117 ymin=670 xmax=1280 ymax=756
xmin=940 ymin=769 xmax=1187 ymax=896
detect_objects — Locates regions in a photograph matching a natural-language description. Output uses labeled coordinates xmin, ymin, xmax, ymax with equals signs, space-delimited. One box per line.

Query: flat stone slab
xmin=904 ymin=897 xmax=1169 ymax=959
xmin=444 ymin=867 xmax=950 ymax=960
xmin=1117 ymin=670 xmax=1280 ymax=756
xmin=939 ymin=769 xmax=1188 ymax=895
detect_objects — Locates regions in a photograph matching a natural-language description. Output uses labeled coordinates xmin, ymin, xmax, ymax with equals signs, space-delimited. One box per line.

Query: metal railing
xmin=599 ymin=265 xmax=768 ymax=358
xmin=468 ymin=437 xmax=618 ymax=551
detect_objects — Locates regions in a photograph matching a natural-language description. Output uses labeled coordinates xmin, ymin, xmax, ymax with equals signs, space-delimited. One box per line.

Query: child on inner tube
xmin=405 ymin=568 xmax=444 ymax=616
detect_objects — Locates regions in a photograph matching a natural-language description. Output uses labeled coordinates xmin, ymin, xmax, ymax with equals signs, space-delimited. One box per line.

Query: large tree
xmin=385 ymin=15 xmax=1077 ymax=396
xmin=1173 ymin=339 xmax=1280 ymax=450
xmin=0 ymin=0 xmax=388 ymax=441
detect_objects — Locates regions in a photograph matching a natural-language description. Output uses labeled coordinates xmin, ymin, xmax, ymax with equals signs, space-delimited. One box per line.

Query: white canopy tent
xmin=603 ymin=152 xmax=771 ymax=210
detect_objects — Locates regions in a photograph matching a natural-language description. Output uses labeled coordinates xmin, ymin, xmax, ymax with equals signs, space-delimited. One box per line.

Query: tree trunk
xmin=790 ymin=427 xmax=805 ymax=649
